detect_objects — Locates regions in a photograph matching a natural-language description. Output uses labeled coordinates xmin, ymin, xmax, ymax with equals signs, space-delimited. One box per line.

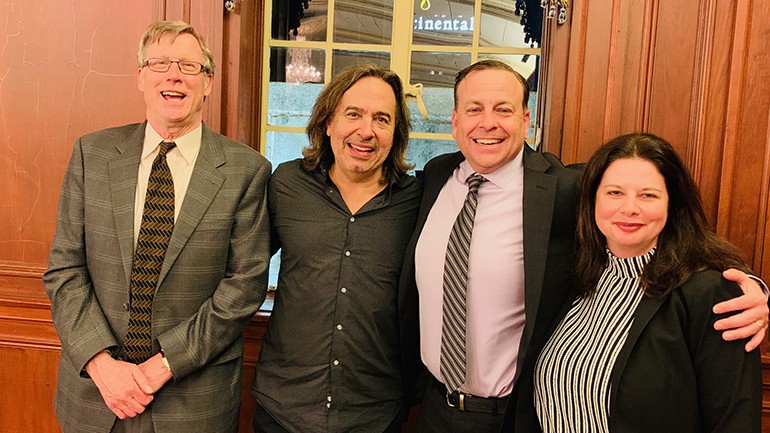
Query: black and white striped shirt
xmin=533 ymin=249 xmax=655 ymax=433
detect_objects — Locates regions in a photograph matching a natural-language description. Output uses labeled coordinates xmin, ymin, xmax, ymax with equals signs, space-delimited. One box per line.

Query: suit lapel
xmin=608 ymin=294 xmax=666 ymax=407
xmin=416 ymin=152 xmax=465 ymax=231
xmin=158 ymin=124 xmax=225 ymax=285
xmin=108 ymin=123 xmax=146 ymax=286
xmin=517 ymin=146 xmax=558 ymax=377
xmin=400 ymin=152 xmax=463 ymax=316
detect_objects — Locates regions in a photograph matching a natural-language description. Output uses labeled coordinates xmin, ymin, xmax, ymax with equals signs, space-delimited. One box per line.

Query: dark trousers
xmin=416 ymin=377 xmax=506 ymax=433
xmin=253 ymin=403 xmax=406 ymax=433
xmin=111 ymin=406 xmax=155 ymax=433
xmin=252 ymin=403 xmax=289 ymax=433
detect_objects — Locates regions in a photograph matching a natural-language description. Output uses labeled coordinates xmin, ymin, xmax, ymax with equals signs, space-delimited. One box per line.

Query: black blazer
xmin=397 ymin=145 xmax=581 ymax=407
xmin=514 ymin=270 xmax=762 ymax=433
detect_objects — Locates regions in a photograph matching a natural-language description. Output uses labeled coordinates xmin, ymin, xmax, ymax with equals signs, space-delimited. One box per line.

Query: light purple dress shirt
xmin=415 ymin=150 xmax=526 ymax=398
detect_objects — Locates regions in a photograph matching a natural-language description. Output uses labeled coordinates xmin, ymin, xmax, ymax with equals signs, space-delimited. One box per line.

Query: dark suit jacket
xmin=397 ymin=145 xmax=581 ymax=408
xmin=514 ymin=270 xmax=762 ymax=433
xmin=44 ymin=122 xmax=271 ymax=433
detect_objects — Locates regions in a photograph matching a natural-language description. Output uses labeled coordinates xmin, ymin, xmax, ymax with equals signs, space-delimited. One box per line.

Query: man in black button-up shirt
xmin=251 ymin=64 xmax=422 ymax=433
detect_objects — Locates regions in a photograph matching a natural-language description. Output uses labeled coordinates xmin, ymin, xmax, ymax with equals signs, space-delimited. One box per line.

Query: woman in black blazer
xmin=532 ymin=133 xmax=762 ymax=432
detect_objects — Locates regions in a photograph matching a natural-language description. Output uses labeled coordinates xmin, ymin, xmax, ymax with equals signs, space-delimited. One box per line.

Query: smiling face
xmin=595 ymin=157 xmax=669 ymax=258
xmin=137 ymin=33 xmax=213 ymax=139
xmin=326 ymin=76 xmax=396 ymax=183
xmin=452 ymin=68 xmax=531 ymax=174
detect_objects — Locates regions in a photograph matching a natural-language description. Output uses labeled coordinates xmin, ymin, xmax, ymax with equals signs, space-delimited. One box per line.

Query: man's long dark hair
xmin=575 ymin=133 xmax=750 ymax=297
xmin=302 ymin=63 xmax=412 ymax=184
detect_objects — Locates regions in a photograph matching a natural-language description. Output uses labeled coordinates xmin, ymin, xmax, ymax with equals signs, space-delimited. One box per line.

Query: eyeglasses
xmin=143 ymin=58 xmax=209 ymax=75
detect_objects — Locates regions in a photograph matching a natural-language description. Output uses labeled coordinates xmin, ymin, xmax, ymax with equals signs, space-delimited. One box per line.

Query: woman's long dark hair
xmin=575 ymin=133 xmax=750 ymax=297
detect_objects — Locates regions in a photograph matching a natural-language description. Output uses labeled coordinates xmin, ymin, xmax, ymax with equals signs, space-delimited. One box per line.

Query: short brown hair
xmin=303 ymin=63 xmax=412 ymax=184
xmin=454 ymin=59 xmax=530 ymax=110
xmin=137 ymin=21 xmax=215 ymax=75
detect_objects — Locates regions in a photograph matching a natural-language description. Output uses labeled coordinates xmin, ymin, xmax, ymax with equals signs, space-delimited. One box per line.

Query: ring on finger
xmin=755 ymin=320 xmax=768 ymax=329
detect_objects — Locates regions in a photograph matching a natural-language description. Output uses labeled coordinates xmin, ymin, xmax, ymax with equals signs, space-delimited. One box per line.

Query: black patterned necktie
xmin=125 ymin=141 xmax=176 ymax=363
xmin=440 ymin=172 xmax=487 ymax=392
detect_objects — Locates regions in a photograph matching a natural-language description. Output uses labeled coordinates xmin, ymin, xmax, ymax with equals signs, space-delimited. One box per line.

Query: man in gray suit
xmin=44 ymin=21 xmax=271 ymax=433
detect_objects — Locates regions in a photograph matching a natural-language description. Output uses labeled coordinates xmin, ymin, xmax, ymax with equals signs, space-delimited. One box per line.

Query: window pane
xmin=407 ymin=138 xmax=459 ymax=172
xmin=269 ymin=46 xmax=325 ymax=84
xmin=410 ymin=51 xmax=469 ymax=88
xmin=412 ymin=0 xmax=474 ymax=46
xmin=267 ymin=81 xmax=324 ymax=128
xmin=480 ymin=0 xmax=539 ymax=48
xmin=272 ymin=0 xmax=328 ymax=42
xmin=268 ymin=48 xmax=325 ymax=129
xmin=480 ymin=0 xmax=542 ymax=48
xmin=334 ymin=0 xmax=393 ymax=44
xmin=408 ymin=52 xmax=469 ymax=134
xmin=265 ymin=131 xmax=309 ymax=168
xmin=478 ymin=53 xmax=540 ymax=138
xmin=264 ymin=131 xmax=309 ymax=292
xmin=331 ymin=50 xmax=390 ymax=75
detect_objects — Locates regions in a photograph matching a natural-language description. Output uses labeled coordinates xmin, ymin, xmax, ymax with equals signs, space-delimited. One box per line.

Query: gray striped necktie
xmin=125 ymin=141 xmax=175 ymax=363
xmin=441 ymin=172 xmax=487 ymax=392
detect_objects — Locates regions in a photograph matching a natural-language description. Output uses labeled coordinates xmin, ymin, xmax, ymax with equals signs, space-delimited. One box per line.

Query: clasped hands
xmin=84 ymin=351 xmax=173 ymax=419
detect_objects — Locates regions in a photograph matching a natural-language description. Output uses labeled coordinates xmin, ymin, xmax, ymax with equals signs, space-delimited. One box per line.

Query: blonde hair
xmin=137 ymin=20 xmax=215 ymax=75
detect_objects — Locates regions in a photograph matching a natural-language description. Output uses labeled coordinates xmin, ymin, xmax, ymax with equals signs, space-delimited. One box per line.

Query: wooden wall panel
xmin=687 ymin=0 xmax=736 ymax=223
xmin=646 ymin=0 xmax=700 ymax=155
xmin=0 ymin=347 xmax=61 ymax=432
xmin=236 ymin=0 xmax=266 ymax=150
xmin=0 ymin=1 xmax=153 ymax=268
xmin=602 ymin=0 xmax=647 ymax=139
xmin=558 ymin=0 xmax=612 ymax=164
xmin=716 ymin=0 xmax=770 ymax=270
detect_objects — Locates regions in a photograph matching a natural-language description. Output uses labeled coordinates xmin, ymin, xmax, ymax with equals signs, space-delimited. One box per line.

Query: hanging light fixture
xmin=285 ymin=34 xmax=323 ymax=83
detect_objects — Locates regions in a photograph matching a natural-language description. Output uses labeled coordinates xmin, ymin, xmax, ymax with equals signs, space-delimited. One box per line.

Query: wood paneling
xmin=0 ymin=1 xmax=153 ymax=268
xmin=0 ymin=346 xmax=61 ymax=432
xmin=236 ymin=0 xmax=266 ymax=150
xmin=716 ymin=0 xmax=770 ymax=272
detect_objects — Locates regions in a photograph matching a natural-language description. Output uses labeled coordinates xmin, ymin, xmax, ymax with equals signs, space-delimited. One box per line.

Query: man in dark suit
xmin=44 ymin=21 xmax=270 ymax=433
xmin=398 ymin=59 xmax=768 ymax=433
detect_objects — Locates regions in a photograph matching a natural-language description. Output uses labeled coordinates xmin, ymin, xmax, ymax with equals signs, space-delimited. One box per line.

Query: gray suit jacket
xmin=44 ymin=122 xmax=271 ymax=433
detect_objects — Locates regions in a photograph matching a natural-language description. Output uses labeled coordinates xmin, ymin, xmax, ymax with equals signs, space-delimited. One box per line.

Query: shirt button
xmin=326 ymin=403 xmax=331 ymax=408
xmin=336 ymin=324 xmax=343 ymax=331
xmin=345 ymin=251 xmax=351 ymax=257
xmin=333 ymin=359 xmax=340 ymax=366
xmin=349 ymin=216 xmax=355 ymax=222
xmin=327 ymin=395 xmax=332 ymax=402
xmin=341 ymin=287 xmax=347 ymax=293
